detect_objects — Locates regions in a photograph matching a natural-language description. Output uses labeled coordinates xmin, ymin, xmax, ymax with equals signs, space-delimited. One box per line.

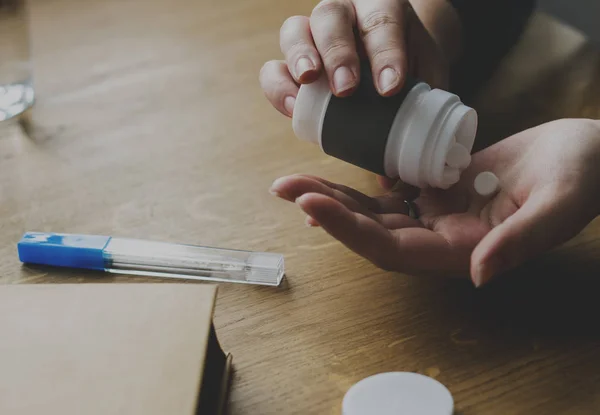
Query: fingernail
xmin=294 ymin=195 xmax=308 ymax=206
xmin=305 ymin=216 xmax=316 ymax=227
xmin=472 ymin=265 xmax=486 ymax=288
xmin=473 ymin=257 xmax=502 ymax=287
xmin=296 ymin=57 xmax=315 ymax=79
xmin=333 ymin=66 xmax=355 ymax=94
xmin=378 ymin=67 xmax=399 ymax=95
xmin=269 ymin=177 xmax=288 ymax=199
xmin=283 ymin=96 xmax=296 ymax=116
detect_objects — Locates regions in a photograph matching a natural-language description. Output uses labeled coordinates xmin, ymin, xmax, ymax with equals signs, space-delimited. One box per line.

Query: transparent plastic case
xmin=104 ymin=238 xmax=285 ymax=286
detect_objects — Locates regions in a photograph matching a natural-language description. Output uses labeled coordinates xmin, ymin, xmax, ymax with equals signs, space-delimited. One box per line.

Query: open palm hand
xmin=270 ymin=119 xmax=600 ymax=286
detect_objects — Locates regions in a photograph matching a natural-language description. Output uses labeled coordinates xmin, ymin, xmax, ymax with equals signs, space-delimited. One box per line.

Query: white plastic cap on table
xmin=342 ymin=372 xmax=454 ymax=415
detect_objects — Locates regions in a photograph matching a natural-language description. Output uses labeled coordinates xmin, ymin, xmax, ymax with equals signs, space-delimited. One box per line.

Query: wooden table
xmin=2 ymin=1 xmax=600 ymax=413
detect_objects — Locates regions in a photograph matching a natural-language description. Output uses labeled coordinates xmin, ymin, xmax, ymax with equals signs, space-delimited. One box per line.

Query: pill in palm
xmin=474 ymin=171 xmax=500 ymax=196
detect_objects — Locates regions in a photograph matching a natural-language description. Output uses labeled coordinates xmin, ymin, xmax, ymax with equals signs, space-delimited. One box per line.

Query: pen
xmin=17 ymin=232 xmax=285 ymax=286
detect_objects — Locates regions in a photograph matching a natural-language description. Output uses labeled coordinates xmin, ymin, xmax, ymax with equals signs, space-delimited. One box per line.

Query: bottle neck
xmin=385 ymin=85 xmax=477 ymax=188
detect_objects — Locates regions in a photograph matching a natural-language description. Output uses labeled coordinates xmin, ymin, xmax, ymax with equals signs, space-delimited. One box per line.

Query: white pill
xmin=446 ymin=143 xmax=471 ymax=169
xmin=474 ymin=171 xmax=500 ymax=196
xmin=441 ymin=167 xmax=460 ymax=188
xmin=342 ymin=372 xmax=454 ymax=415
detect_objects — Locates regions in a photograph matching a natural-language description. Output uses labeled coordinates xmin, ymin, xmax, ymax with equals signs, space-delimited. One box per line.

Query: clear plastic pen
xmin=17 ymin=232 xmax=285 ymax=286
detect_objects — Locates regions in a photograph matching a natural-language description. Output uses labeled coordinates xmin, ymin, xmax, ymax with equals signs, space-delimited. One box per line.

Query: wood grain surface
xmin=1 ymin=1 xmax=600 ymax=414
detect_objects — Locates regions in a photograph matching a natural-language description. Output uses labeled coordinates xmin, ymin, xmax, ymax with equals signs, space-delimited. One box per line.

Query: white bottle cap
xmin=342 ymin=372 xmax=454 ymax=415
xmin=388 ymin=87 xmax=478 ymax=189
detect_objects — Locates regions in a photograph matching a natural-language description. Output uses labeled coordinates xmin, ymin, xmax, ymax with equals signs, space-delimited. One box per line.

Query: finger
xmin=280 ymin=16 xmax=322 ymax=83
xmin=286 ymin=174 xmax=418 ymax=213
xmin=269 ymin=174 xmax=381 ymax=222
xmin=295 ymin=174 xmax=382 ymax=209
xmin=296 ymin=192 xmax=401 ymax=269
xmin=259 ymin=60 xmax=299 ymax=117
xmin=471 ymin=187 xmax=593 ymax=287
xmin=355 ymin=0 xmax=407 ymax=95
xmin=310 ymin=0 xmax=360 ymax=96
xmin=377 ymin=175 xmax=398 ymax=190
xmin=270 ymin=174 xmax=415 ymax=214
xmin=297 ymin=193 xmax=461 ymax=275
xmin=477 ymin=192 xmax=519 ymax=229
xmin=275 ymin=175 xmax=424 ymax=229
xmin=306 ymin=215 xmax=320 ymax=227
xmin=314 ymin=176 xmax=418 ymax=213
xmin=380 ymin=213 xmax=423 ymax=229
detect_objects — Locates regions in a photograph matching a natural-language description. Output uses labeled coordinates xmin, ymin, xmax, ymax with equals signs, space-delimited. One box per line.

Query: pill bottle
xmin=291 ymin=67 xmax=478 ymax=189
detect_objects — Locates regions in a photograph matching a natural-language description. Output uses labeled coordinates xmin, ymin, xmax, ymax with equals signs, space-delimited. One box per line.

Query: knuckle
xmin=359 ymin=11 xmax=402 ymax=39
xmin=370 ymin=44 xmax=401 ymax=62
xmin=285 ymin=39 xmax=311 ymax=58
xmin=281 ymin=15 xmax=308 ymax=34
xmin=280 ymin=16 xmax=313 ymax=57
xmin=321 ymin=40 xmax=351 ymax=61
xmin=312 ymin=0 xmax=353 ymax=22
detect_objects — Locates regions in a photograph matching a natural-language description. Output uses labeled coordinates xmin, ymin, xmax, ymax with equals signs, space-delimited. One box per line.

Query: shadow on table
xmin=450 ymin=253 xmax=600 ymax=339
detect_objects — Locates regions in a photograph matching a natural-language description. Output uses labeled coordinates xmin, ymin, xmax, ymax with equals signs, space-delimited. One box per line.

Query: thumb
xmin=470 ymin=187 xmax=591 ymax=287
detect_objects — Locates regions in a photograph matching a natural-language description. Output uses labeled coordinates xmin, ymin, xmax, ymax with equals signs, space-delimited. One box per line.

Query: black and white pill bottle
xmin=292 ymin=71 xmax=478 ymax=189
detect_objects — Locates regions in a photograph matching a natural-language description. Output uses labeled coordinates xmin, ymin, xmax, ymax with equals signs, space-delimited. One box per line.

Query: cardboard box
xmin=0 ymin=283 xmax=232 ymax=415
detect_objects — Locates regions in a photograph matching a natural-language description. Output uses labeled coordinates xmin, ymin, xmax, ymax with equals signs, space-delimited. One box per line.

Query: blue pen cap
xmin=18 ymin=232 xmax=112 ymax=271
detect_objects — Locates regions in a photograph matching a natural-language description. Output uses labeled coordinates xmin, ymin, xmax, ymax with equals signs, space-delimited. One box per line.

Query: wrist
xmin=409 ymin=0 xmax=464 ymax=65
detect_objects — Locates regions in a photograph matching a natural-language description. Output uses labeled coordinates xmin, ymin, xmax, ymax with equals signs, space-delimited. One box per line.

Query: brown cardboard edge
xmin=216 ymin=353 xmax=233 ymax=415
xmin=197 ymin=285 xmax=219 ymax=395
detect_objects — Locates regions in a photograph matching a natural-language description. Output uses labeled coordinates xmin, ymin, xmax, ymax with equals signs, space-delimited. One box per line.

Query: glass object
xmin=0 ymin=0 xmax=34 ymax=122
